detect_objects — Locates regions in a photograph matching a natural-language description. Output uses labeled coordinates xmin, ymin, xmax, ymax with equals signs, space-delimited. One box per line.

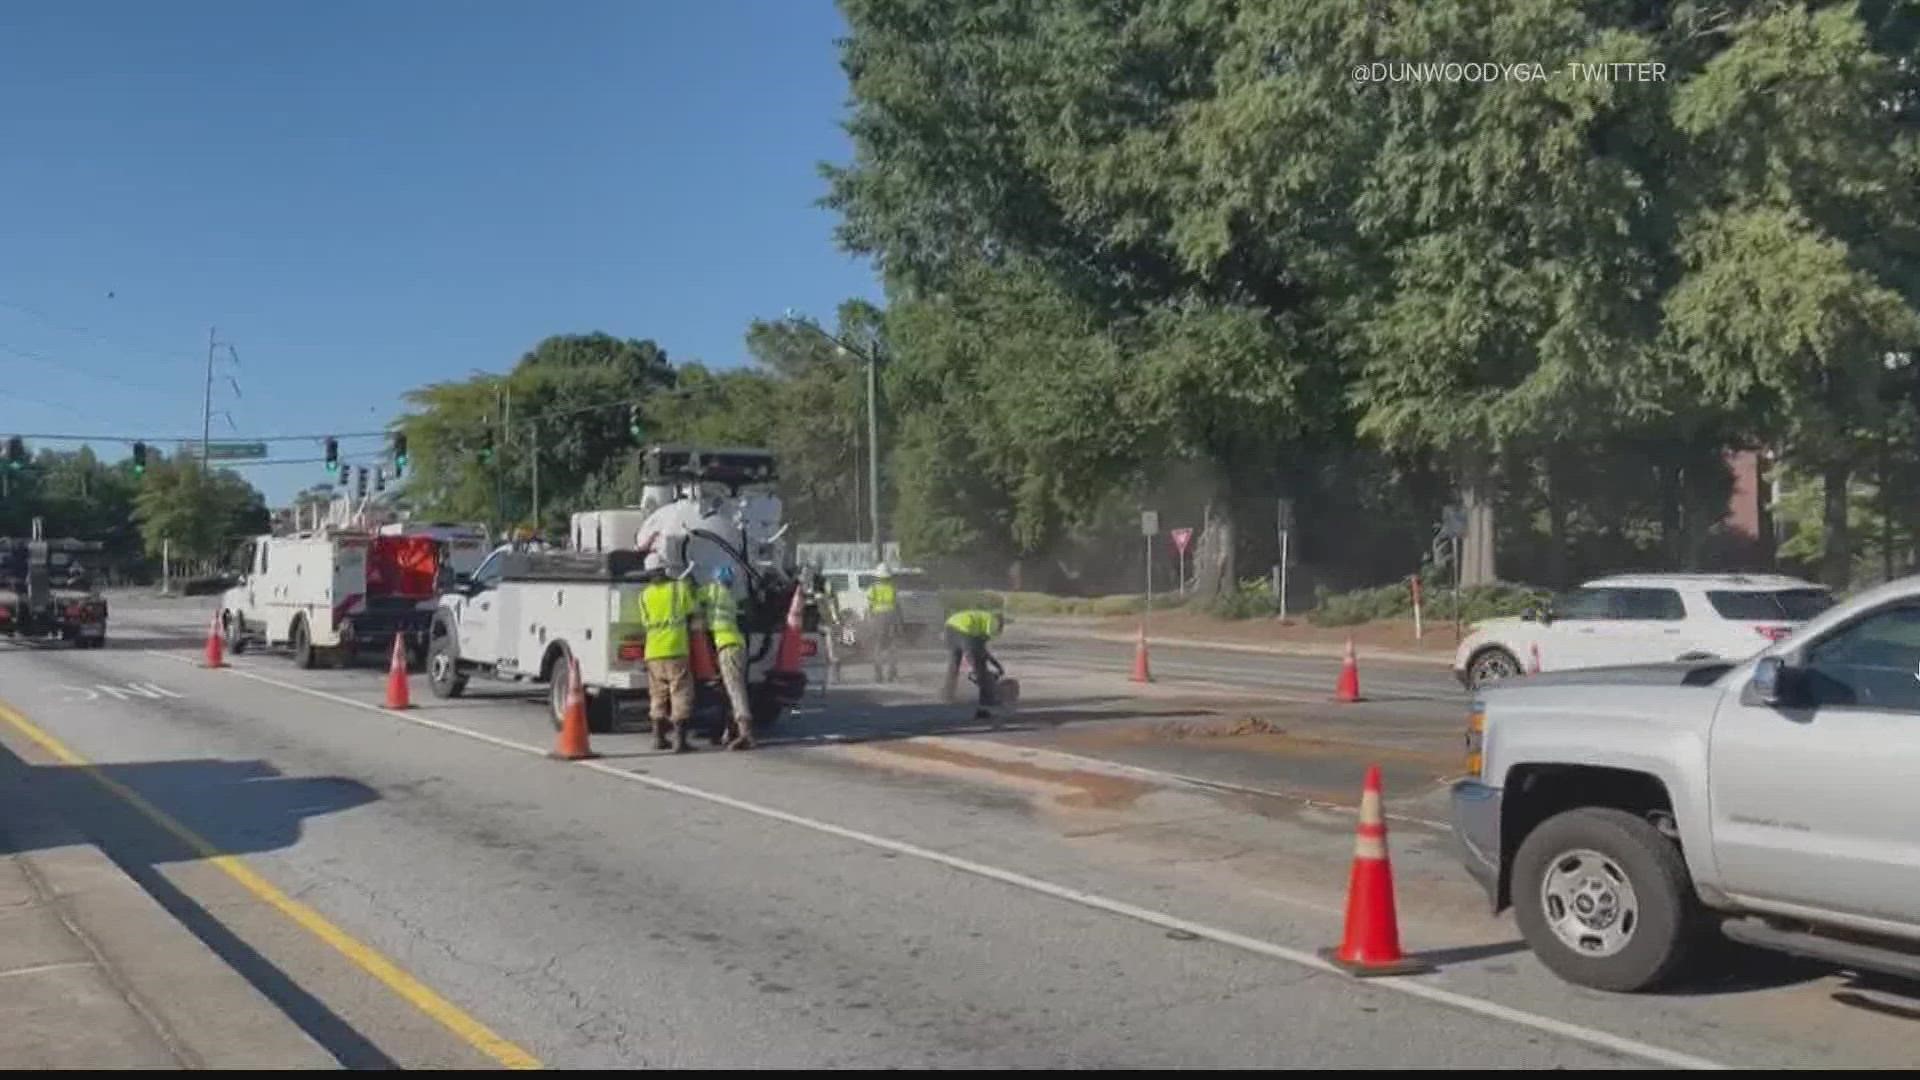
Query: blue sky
xmin=0 ymin=1 xmax=879 ymax=502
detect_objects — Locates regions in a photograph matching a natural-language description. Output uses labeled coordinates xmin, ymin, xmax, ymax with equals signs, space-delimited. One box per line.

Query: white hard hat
xmin=643 ymin=552 xmax=667 ymax=572
xmin=875 ymin=562 xmax=893 ymax=577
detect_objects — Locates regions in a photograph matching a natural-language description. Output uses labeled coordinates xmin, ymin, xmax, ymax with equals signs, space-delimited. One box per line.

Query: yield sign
xmin=1170 ymin=528 xmax=1194 ymax=556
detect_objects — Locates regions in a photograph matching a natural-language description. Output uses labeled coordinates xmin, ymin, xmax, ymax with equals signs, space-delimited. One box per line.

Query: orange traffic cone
xmin=1321 ymin=764 xmax=1430 ymax=976
xmin=384 ymin=633 xmax=412 ymax=710
xmin=1334 ymin=636 xmax=1363 ymax=703
xmin=691 ymin=629 xmax=719 ymax=682
xmin=1528 ymin=643 xmax=1542 ymax=675
xmin=772 ymin=586 xmax=806 ymax=676
xmin=202 ymin=610 xmax=226 ymax=669
xmin=1130 ymin=622 xmax=1153 ymax=683
xmin=549 ymin=655 xmax=598 ymax=761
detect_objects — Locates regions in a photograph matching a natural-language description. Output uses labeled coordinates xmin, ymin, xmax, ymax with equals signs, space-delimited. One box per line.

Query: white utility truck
xmin=221 ymin=530 xmax=444 ymax=668
xmin=426 ymin=544 xmax=651 ymax=731
xmin=431 ymin=446 xmax=817 ymax=734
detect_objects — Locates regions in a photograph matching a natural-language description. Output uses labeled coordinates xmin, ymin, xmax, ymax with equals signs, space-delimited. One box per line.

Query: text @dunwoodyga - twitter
xmin=1352 ymin=61 xmax=1669 ymax=85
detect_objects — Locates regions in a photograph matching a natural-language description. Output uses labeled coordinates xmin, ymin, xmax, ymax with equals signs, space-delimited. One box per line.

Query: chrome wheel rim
xmin=1541 ymin=848 xmax=1639 ymax=958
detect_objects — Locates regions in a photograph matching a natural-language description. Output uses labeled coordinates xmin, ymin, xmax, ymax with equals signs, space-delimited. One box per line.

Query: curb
xmin=1 ymin=802 xmax=334 ymax=1069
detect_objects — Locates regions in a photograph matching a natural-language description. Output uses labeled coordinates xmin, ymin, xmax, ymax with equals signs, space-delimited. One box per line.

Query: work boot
xmin=708 ymin=720 xmax=728 ymax=747
xmin=973 ymin=708 xmax=992 ymax=722
xmin=651 ymin=719 xmax=671 ymax=752
xmin=673 ymin=720 xmax=694 ymax=753
xmin=729 ymin=716 xmax=756 ymax=751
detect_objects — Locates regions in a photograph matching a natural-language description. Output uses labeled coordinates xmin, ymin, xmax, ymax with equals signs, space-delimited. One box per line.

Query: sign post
xmin=1440 ymin=505 xmax=1468 ymax=640
xmin=1276 ymin=499 xmax=1296 ymax=622
xmin=1170 ymin=527 xmax=1194 ymax=594
xmin=1140 ymin=511 xmax=1159 ymax=630
xmin=1411 ymin=574 xmax=1424 ymax=640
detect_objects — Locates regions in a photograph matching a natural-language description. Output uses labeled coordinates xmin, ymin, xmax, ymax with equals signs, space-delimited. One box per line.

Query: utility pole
xmin=202 ymin=326 xmax=217 ymax=475
xmin=867 ymin=350 xmax=881 ymax=567
xmin=528 ymin=419 xmax=539 ymax=538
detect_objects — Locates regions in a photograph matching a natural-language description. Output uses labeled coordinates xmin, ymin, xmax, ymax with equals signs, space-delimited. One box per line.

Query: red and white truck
xmin=220 ymin=529 xmax=445 ymax=667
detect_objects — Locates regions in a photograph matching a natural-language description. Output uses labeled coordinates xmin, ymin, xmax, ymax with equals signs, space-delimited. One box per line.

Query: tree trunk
xmin=1756 ymin=452 xmax=1778 ymax=570
xmin=1822 ymin=461 xmax=1852 ymax=589
xmin=1657 ymin=460 xmax=1682 ymax=566
xmin=1191 ymin=499 xmax=1235 ymax=601
xmin=1458 ymin=462 xmax=1498 ymax=587
xmin=1543 ymin=454 xmax=1569 ymax=588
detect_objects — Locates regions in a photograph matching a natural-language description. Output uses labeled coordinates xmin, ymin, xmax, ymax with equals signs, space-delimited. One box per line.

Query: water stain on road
xmin=849 ymin=740 xmax=1154 ymax=811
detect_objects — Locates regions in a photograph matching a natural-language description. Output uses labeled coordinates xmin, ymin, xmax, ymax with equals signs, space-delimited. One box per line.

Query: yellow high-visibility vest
xmin=701 ymin=581 xmax=744 ymax=650
xmin=640 ymin=578 xmax=695 ymax=659
xmin=946 ymin=609 xmax=998 ymax=638
xmin=869 ymin=579 xmax=897 ymax=614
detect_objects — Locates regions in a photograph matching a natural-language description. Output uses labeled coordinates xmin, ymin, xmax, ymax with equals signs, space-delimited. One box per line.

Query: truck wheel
xmin=1467 ymin=647 xmax=1521 ymax=689
xmin=224 ymin=612 xmax=249 ymax=655
xmin=291 ymin=618 xmax=317 ymax=670
xmin=545 ymin=646 xmax=573 ymax=730
xmin=586 ymin=690 xmax=619 ymax=734
xmin=1512 ymin=807 xmax=1701 ymax=992
xmin=427 ymin=629 xmax=466 ymax=699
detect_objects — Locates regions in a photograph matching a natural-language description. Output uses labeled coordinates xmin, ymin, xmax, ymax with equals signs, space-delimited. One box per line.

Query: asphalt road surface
xmin=0 ymin=594 xmax=1914 ymax=1068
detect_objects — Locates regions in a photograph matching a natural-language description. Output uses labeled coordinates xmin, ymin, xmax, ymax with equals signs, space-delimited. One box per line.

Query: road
xmin=0 ymin=594 xmax=1914 ymax=1068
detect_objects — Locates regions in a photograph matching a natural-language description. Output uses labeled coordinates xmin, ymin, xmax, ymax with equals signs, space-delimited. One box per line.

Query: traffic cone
xmin=1528 ymin=643 xmax=1542 ymax=675
xmin=384 ymin=633 xmax=412 ymax=710
xmin=1130 ymin=622 xmax=1153 ymax=683
xmin=202 ymin=610 xmax=225 ymax=669
xmin=1334 ymin=636 xmax=1363 ymax=703
xmin=1321 ymin=764 xmax=1431 ymax=977
xmin=772 ymin=586 xmax=805 ymax=676
xmin=691 ymin=629 xmax=719 ymax=682
xmin=549 ymin=655 xmax=598 ymax=761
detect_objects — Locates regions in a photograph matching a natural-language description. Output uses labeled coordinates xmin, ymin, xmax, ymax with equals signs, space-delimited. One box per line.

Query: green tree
xmin=132 ymin=459 xmax=270 ymax=563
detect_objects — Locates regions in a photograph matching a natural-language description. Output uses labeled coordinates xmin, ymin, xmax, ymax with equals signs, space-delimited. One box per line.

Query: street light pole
xmin=788 ymin=311 xmax=884 ymax=565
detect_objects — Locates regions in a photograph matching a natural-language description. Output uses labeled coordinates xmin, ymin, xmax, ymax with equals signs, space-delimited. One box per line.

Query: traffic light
xmin=354 ymin=465 xmax=368 ymax=498
xmin=325 ymin=437 xmax=340 ymax=475
xmin=131 ymin=441 xmax=147 ymax=475
xmin=375 ymin=467 xmax=387 ymax=493
xmin=5 ymin=436 xmax=24 ymax=471
xmin=478 ymin=430 xmax=494 ymax=464
xmin=392 ymin=432 xmax=408 ymax=477
xmin=627 ymin=404 xmax=645 ymax=442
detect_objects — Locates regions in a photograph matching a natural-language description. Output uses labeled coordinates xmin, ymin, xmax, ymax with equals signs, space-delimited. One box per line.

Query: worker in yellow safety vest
xmin=942 ymin=608 xmax=1005 ymax=719
xmin=635 ymin=552 xmax=701 ymax=753
xmin=867 ymin=564 xmax=901 ymax=684
xmin=700 ymin=563 xmax=756 ymax=750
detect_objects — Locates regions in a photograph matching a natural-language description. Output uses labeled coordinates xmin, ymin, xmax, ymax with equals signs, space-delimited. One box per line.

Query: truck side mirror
xmin=1751 ymin=655 xmax=1800 ymax=707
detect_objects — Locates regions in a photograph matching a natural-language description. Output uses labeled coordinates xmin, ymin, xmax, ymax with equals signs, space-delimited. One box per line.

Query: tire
xmin=224 ymin=612 xmax=249 ymax=655
xmin=427 ymin=623 xmax=467 ymax=699
xmin=586 ymin=690 xmax=619 ymax=734
xmin=545 ymin=646 xmax=573 ymax=730
xmin=1512 ymin=807 xmax=1701 ymax=992
xmin=1467 ymin=646 xmax=1522 ymax=690
xmin=291 ymin=617 xmax=317 ymax=670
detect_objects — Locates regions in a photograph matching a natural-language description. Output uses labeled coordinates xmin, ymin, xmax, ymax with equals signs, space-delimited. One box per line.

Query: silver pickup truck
xmin=1452 ymin=575 xmax=1920 ymax=992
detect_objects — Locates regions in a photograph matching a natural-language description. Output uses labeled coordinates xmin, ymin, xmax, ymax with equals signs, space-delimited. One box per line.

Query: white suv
xmin=1454 ymin=573 xmax=1833 ymax=690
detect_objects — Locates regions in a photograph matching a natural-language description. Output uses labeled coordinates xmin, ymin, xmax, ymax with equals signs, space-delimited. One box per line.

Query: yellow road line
xmin=0 ymin=697 xmax=542 ymax=1070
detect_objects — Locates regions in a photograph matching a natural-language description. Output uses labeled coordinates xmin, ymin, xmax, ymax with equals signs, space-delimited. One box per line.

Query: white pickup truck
xmin=1453 ymin=575 xmax=1920 ymax=991
xmin=425 ymin=545 xmax=649 ymax=732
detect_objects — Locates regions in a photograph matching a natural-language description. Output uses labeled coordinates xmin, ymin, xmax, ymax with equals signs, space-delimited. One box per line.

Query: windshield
xmin=1706 ymin=588 xmax=1834 ymax=622
xmin=893 ymin=572 xmax=933 ymax=591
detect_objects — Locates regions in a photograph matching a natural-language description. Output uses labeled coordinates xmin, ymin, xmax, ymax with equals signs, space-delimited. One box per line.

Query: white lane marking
xmin=143 ymin=649 xmax=1723 ymax=1070
xmin=58 ymin=685 xmax=100 ymax=703
xmin=96 ymin=682 xmax=185 ymax=702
